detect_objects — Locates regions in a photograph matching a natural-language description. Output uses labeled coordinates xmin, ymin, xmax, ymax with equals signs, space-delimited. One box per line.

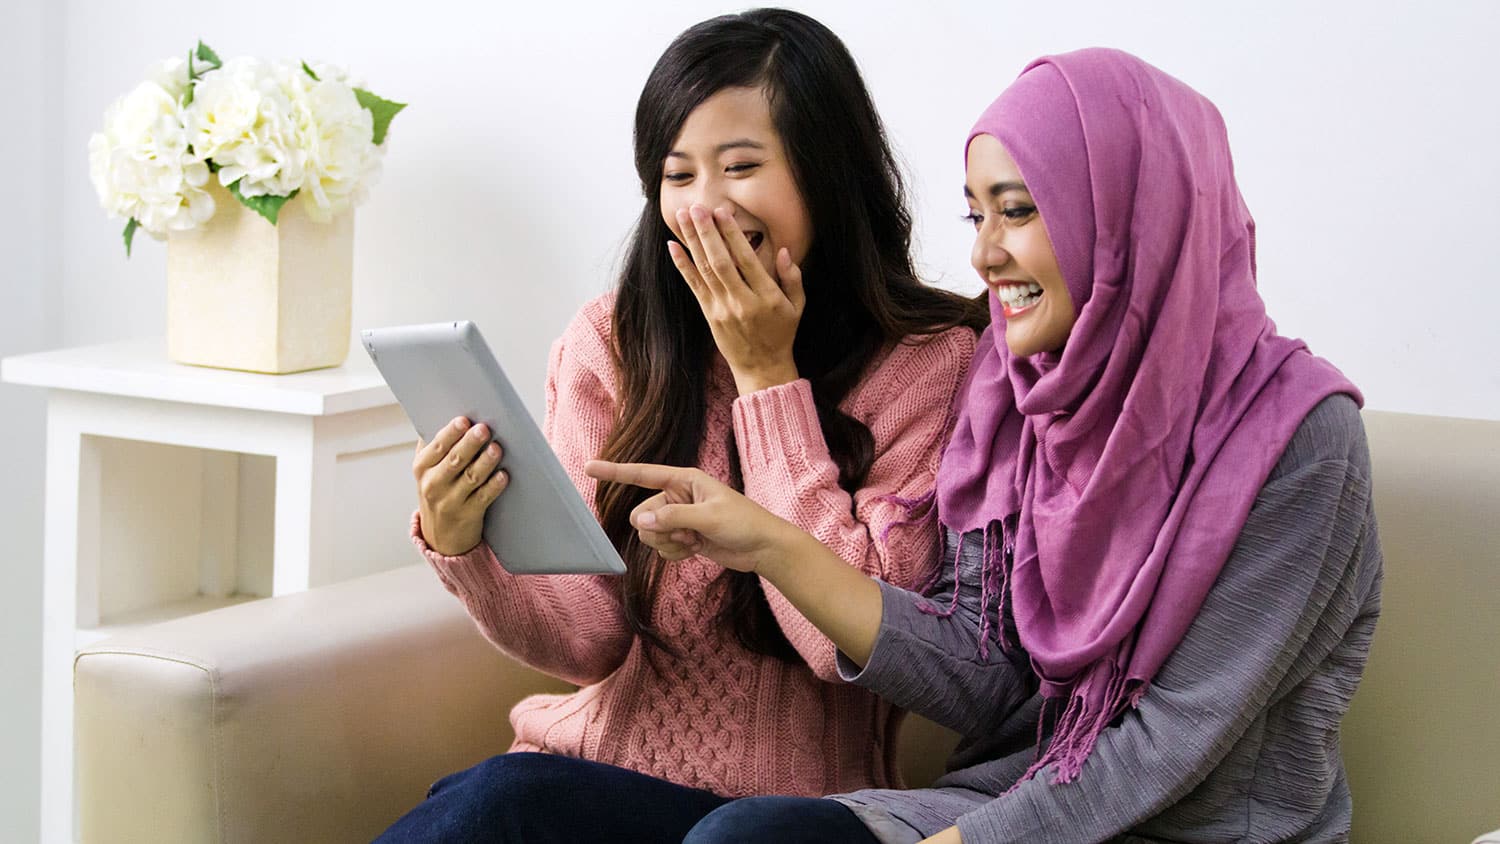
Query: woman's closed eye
xmin=1002 ymin=204 xmax=1037 ymax=222
xmin=662 ymin=162 xmax=760 ymax=184
xmin=961 ymin=205 xmax=1037 ymax=229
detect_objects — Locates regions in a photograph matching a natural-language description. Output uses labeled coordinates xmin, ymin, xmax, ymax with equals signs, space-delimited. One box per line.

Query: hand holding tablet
xmin=362 ymin=321 xmax=627 ymax=575
xmin=413 ymin=416 xmax=510 ymax=556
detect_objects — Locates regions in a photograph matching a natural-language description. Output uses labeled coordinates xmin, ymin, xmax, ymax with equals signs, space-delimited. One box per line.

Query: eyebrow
xmin=666 ymin=138 xmax=767 ymax=160
xmin=963 ymin=181 xmax=1029 ymax=199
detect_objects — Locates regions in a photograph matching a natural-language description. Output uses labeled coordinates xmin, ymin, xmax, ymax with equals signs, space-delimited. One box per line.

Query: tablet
xmin=361 ymin=321 xmax=626 ymax=575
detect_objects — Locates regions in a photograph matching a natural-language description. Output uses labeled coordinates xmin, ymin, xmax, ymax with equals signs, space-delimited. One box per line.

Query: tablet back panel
xmin=362 ymin=321 xmax=625 ymax=575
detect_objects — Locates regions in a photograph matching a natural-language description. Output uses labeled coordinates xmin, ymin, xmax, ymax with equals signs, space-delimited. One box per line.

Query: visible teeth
xmin=997 ymin=284 xmax=1043 ymax=310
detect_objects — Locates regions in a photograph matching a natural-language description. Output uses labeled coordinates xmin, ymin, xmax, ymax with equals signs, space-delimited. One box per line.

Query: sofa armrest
xmin=74 ymin=564 xmax=572 ymax=844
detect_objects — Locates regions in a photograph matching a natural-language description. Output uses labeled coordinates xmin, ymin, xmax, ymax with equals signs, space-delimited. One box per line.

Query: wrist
xmin=755 ymin=520 xmax=811 ymax=583
xmin=732 ymin=361 xmax=799 ymax=396
xmin=433 ymin=537 xmax=479 ymax=558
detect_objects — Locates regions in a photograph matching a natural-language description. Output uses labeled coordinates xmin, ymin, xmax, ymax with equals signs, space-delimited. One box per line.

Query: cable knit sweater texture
xmin=411 ymin=293 xmax=976 ymax=799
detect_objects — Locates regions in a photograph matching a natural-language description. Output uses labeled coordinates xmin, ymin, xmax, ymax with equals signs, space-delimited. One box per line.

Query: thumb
xmin=776 ymin=248 xmax=805 ymax=313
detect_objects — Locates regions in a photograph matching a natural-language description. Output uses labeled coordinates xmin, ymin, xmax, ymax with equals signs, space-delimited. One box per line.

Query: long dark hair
xmin=597 ymin=8 xmax=988 ymax=661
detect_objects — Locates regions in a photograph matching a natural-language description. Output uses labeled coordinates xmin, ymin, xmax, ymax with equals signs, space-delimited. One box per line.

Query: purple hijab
xmin=934 ymin=49 xmax=1361 ymax=784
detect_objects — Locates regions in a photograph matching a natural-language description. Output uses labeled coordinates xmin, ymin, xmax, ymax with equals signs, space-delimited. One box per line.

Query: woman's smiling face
xmin=964 ymin=133 xmax=1076 ymax=357
xmin=659 ymin=85 xmax=813 ymax=279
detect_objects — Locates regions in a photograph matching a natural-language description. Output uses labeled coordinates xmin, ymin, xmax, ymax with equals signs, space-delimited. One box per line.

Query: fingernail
xmin=473 ymin=424 xmax=488 ymax=437
xmin=690 ymin=205 xmax=708 ymax=220
xmin=455 ymin=417 xmax=470 ymax=429
xmin=637 ymin=511 xmax=657 ymax=528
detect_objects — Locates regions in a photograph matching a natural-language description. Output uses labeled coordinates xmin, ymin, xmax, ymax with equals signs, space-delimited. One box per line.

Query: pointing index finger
xmin=584 ymin=460 xmax=691 ymax=491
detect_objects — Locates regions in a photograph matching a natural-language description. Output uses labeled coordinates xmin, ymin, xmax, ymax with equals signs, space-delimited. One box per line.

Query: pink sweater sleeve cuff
xmin=409 ymin=510 xmax=509 ymax=595
xmin=731 ymin=379 xmax=829 ymax=473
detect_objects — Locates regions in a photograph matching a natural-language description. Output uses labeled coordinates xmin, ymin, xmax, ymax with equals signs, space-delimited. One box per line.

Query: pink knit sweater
xmin=412 ymin=293 xmax=975 ymax=798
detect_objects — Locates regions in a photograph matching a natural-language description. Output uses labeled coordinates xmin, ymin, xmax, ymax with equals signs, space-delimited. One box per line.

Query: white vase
xmin=166 ymin=181 xmax=354 ymax=374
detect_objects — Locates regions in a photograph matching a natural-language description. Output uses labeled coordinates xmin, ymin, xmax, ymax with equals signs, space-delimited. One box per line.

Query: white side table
xmin=2 ymin=338 xmax=414 ymax=844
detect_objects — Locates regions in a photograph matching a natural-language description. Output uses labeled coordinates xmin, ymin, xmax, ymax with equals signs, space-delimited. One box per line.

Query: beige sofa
xmin=73 ymin=410 xmax=1498 ymax=843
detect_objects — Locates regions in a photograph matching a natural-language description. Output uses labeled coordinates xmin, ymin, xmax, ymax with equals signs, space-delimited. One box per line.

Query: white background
xmin=3 ymin=1 xmax=1497 ymax=838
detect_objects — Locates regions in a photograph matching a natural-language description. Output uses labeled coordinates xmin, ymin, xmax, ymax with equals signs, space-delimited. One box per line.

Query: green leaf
xmin=228 ymin=179 xmax=298 ymax=225
xmin=301 ymin=61 xmax=320 ymax=81
xmin=353 ymin=88 xmax=407 ymax=146
xmin=195 ymin=41 xmax=222 ymax=71
xmin=123 ymin=218 xmax=139 ymax=257
xmin=183 ymin=43 xmax=209 ymax=106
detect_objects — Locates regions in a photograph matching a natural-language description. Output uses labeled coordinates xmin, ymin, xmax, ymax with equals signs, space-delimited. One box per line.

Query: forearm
xmin=734 ymin=378 xmax=946 ymax=677
xmin=414 ymin=516 xmax=631 ymax=685
xmin=757 ymin=525 xmax=884 ymax=668
xmin=841 ymin=578 xmax=1034 ymax=735
xmin=441 ymin=565 xmax=631 ymax=685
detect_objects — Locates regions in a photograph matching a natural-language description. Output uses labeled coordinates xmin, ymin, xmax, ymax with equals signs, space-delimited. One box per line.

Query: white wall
xmin=50 ymin=0 xmax=1500 ymax=422
xmin=3 ymin=0 xmax=1498 ymax=837
xmin=0 ymin=0 xmax=60 ymax=838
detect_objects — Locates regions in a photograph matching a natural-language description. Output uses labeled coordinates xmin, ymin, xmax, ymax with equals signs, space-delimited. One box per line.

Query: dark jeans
xmin=374 ymin=752 xmax=880 ymax=843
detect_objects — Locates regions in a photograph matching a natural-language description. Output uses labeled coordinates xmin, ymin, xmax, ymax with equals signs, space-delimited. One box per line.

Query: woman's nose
xmin=972 ymin=234 xmax=1009 ymax=276
xmin=685 ymin=180 xmax=732 ymax=216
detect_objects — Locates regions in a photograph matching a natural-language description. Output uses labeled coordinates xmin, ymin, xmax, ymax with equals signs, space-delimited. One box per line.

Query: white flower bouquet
xmin=89 ymin=41 xmax=405 ymax=255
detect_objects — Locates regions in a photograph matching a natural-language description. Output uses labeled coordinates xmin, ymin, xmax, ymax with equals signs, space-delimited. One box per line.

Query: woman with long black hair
xmin=379 ymin=9 xmax=985 ymax=842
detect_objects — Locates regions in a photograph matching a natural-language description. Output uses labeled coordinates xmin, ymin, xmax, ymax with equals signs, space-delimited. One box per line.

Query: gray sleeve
xmin=956 ymin=423 xmax=1378 ymax=842
xmin=836 ymin=578 xmax=1034 ymax=737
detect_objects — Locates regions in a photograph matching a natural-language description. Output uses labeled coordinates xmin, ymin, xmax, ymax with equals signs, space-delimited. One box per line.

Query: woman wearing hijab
xmin=588 ymin=48 xmax=1383 ymax=843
